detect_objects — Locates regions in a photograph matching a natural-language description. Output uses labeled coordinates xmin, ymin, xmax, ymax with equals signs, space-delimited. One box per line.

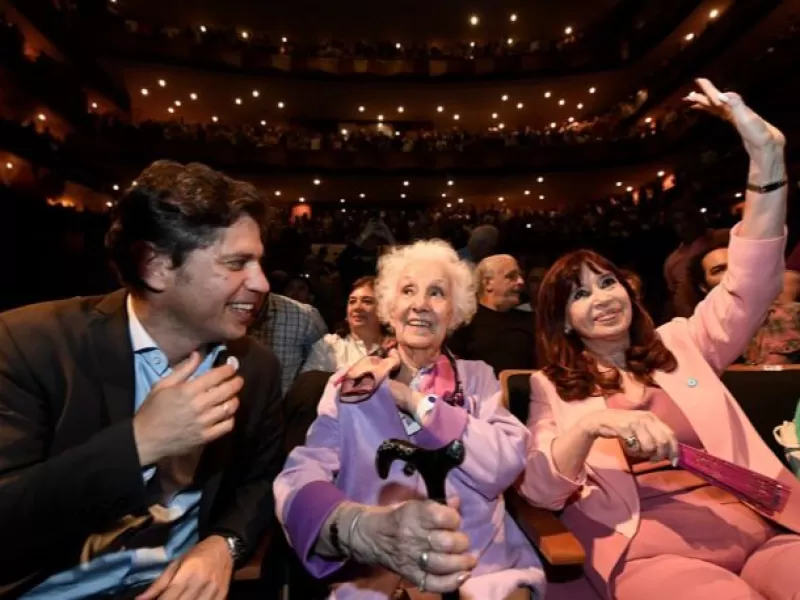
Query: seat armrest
xmin=233 ymin=527 xmax=274 ymax=581
xmin=505 ymin=489 xmax=586 ymax=566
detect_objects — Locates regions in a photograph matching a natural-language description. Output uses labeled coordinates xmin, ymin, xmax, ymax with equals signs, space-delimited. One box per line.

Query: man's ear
xmin=139 ymin=244 xmax=173 ymax=293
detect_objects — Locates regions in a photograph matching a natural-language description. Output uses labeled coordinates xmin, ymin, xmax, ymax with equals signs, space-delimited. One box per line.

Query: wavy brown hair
xmin=536 ymin=250 xmax=677 ymax=400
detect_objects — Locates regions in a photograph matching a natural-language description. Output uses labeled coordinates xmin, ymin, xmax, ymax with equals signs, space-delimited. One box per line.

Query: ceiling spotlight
xmin=340 ymin=198 xmax=346 ymax=203
xmin=252 ymin=90 xmax=260 ymax=98
xmin=341 ymin=208 xmax=347 ymax=213
xmin=470 ymin=41 xmax=475 ymax=48
xmin=537 ymin=176 xmax=544 ymax=183
xmin=491 ymin=112 xmax=498 ymax=119
xmin=526 ymin=223 xmax=532 ymax=229
xmin=453 ymin=114 xmax=460 ymax=120
xmin=510 ymin=13 xmax=518 ymax=22
xmin=550 ymin=122 xmax=556 ymax=128
xmin=400 ymin=193 xmax=406 ymax=198
xmin=448 ymin=180 xmax=454 ymax=186
xmin=355 ymin=105 xmax=365 ymax=113
xmin=458 ymin=198 xmax=464 ymax=203
xmin=498 ymin=123 xmax=505 ymax=129
xmin=558 ymin=98 xmax=565 ymax=106
xmin=658 ymin=170 xmax=666 ymax=177
xmin=106 ymin=201 xmax=113 ymax=208
xmin=299 ymin=197 xmax=305 ymax=203
xmin=469 ymin=14 xmax=479 ymax=26
xmin=199 ymin=25 xmax=207 ymax=33
xmin=341 ymin=128 xmax=348 ymax=135
xmin=700 ymin=207 xmax=708 ymax=214
xmin=685 ymin=33 xmax=695 ymax=41
xmin=261 ymin=120 xmax=267 ymax=126
xmin=132 ymin=180 xmax=138 ymax=186
xmin=524 ymin=190 xmax=531 ymax=195
xmin=212 ymin=116 xmax=219 ymax=122
xmin=564 ymin=26 xmax=573 ymax=35
xmin=437 ymin=105 xmax=444 ymax=113
xmin=501 ymin=94 xmax=509 ymax=101
xmin=190 ymin=92 xmax=198 ymax=100
xmin=395 ymin=42 xmax=402 ymax=49
xmin=397 ymin=106 xmax=404 ymax=113
xmin=645 ymin=117 xmax=653 ymax=123
xmin=568 ymin=116 xmax=574 ymax=122
xmin=446 ymin=202 xmax=452 ymax=208
xmin=517 ymin=102 xmax=525 ymax=110
xmin=174 ymin=100 xmax=182 ymax=107
xmin=539 ymin=194 xmax=546 ymax=200
xmin=112 ymin=184 xmax=120 ymax=191
xmin=616 ymin=181 xmax=623 ymax=187
xmin=240 ymin=31 xmax=249 ymax=39
xmin=589 ymin=86 xmax=597 ymax=94
xmin=281 ymin=36 xmax=288 ymax=43
xmin=167 ymin=107 xmax=175 ymax=114
xmin=313 ymin=179 xmax=321 ymax=185
xmin=498 ymin=196 xmax=505 ymax=202
xmin=235 ymin=98 xmax=242 ymax=105
xmin=158 ymin=79 xmax=166 ymax=87
xmin=544 ymin=91 xmax=552 ymax=98
xmin=709 ymin=8 xmax=719 ymax=19
xmin=359 ymin=193 xmax=366 ymax=198
xmin=577 ymin=102 xmax=584 ymax=109
xmin=4 ymin=162 xmax=12 ymax=169
xmin=626 ymin=186 xmax=634 ymax=192
xmin=274 ymin=190 xmax=281 ymax=196
xmin=91 ymin=102 xmax=98 ymax=109
xmin=140 ymin=88 xmax=149 ymax=96
xmin=507 ymin=37 xmax=514 ymax=45
xmin=378 ymin=114 xmax=384 ymax=122
xmin=277 ymin=101 xmax=285 ymax=108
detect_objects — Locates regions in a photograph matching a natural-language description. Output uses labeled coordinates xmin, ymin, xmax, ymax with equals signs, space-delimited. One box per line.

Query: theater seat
xmin=721 ymin=364 xmax=800 ymax=467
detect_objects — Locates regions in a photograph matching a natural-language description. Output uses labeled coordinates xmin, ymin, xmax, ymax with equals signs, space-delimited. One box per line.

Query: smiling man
xmin=0 ymin=161 xmax=284 ymax=599
xmin=448 ymin=254 xmax=537 ymax=374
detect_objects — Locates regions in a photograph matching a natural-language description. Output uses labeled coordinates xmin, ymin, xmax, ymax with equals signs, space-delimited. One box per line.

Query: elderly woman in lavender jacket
xmin=274 ymin=240 xmax=545 ymax=600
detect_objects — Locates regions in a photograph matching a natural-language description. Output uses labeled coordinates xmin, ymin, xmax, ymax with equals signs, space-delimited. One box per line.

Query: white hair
xmin=375 ymin=239 xmax=477 ymax=332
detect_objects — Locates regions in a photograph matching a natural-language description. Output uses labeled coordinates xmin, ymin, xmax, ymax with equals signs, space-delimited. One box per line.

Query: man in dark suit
xmin=0 ymin=161 xmax=284 ymax=599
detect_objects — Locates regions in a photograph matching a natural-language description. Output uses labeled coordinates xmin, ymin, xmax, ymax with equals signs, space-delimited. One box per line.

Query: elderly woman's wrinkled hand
xmin=386 ymin=379 xmax=425 ymax=415
xmin=358 ymin=498 xmax=476 ymax=593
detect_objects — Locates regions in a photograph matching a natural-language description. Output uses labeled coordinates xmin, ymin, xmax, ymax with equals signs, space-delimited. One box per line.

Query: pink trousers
xmin=614 ymin=534 xmax=800 ymax=600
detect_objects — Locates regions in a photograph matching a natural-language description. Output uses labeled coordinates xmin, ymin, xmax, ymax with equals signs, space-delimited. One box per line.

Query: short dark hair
xmin=688 ymin=234 xmax=730 ymax=296
xmin=105 ymin=160 xmax=266 ymax=292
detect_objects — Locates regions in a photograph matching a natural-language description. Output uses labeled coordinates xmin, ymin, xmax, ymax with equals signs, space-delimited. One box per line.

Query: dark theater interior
xmin=1 ymin=0 xmax=800 ymax=598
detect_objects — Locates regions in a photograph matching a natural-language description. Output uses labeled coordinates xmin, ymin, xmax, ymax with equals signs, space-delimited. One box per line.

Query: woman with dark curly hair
xmin=519 ymin=79 xmax=800 ymax=599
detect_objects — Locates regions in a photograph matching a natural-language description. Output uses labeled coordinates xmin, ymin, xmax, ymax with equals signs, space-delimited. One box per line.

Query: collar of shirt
xmin=127 ymin=294 xmax=226 ymax=376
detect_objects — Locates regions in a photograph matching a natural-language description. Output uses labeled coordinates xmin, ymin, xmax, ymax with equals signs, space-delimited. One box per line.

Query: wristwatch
xmin=222 ymin=534 xmax=248 ymax=568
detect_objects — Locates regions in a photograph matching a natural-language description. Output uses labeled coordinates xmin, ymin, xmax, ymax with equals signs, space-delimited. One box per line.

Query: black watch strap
xmin=223 ymin=534 xmax=248 ymax=568
xmin=745 ymin=179 xmax=788 ymax=194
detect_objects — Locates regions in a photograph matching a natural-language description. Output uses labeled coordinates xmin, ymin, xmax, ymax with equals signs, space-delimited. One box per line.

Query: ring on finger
xmin=419 ymin=572 xmax=427 ymax=592
xmin=418 ymin=551 xmax=429 ymax=569
xmin=624 ymin=434 xmax=640 ymax=452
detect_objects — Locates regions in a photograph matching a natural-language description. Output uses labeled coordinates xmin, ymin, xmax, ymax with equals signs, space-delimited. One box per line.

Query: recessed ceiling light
xmin=498 ymin=123 xmax=505 ymax=129
xmin=299 ymin=197 xmax=305 ymax=203
xmin=282 ymin=36 xmax=288 ymax=43
xmin=4 ymin=162 xmax=12 ymax=169
xmin=453 ymin=114 xmax=460 ymax=120
xmin=507 ymin=38 xmax=514 ymax=45
xmin=212 ymin=116 xmax=219 ymax=122
xmin=313 ymin=178 xmax=321 ymax=185
xmin=340 ymin=198 xmax=346 ymax=203
xmin=568 ymin=116 xmax=574 ymax=122
xmin=685 ymin=33 xmax=695 ymax=41
xmin=538 ymin=177 xmax=544 ymax=183
xmin=577 ymin=103 xmax=584 ymax=109
xmin=141 ymin=88 xmax=149 ymax=96
xmin=252 ymin=90 xmax=260 ymax=98
xmin=358 ymin=105 xmax=365 ymax=112
xmin=510 ymin=13 xmax=517 ymax=22
xmin=360 ymin=193 xmax=366 ymax=198
xmin=403 ymin=181 xmax=410 ymax=186
xmin=469 ymin=14 xmax=479 ymax=26
xmin=112 ymin=184 xmax=120 ymax=191
xmin=469 ymin=41 xmax=475 ymax=48
xmin=106 ymin=201 xmax=113 ymax=208
xmin=645 ymin=117 xmax=653 ymax=123
xmin=658 ymin=170 xmax=666 ymax=177
xmin=240 ymin=31 xmax=249 ymax=39
xmin=448 ymin=180 xmax=454 ymax=186
xmin=491 ymin=112 xmax=498 ymax=119
xmin=261 ymin=120 xmax=267 ymax=126
xmin=396 ymin=42 xmax=402 ymax=49
xmin=446 ymin=202 xmax=452 ymax=208
xmin=397 ymin=106 xmax=404 ymax=113
xmin=498 ymin=196 xmax=505 ymax=202
xmin=190 ymin=93 xmax=198 ymax=100
xmin=341 ymin=208 xmax=346 ymax=213
xmin=235 ymin=98 xmax=242 ymax=105
xmin=558 ymin=99 xmax=565 ymax=106
xmin=550 ymin=122 xmax=556 ymax=128
xmin=589 ymin=86 xmax=597 ymax=94
xmin=277 ymin=101 xmax=285 ymax=108
xmin=544 ymin=91 xmax=552 ymax=98
xmin=167 ymin=107 xmax=174 ymax=114
xmin=377 ymin=114 xmax=384 ymax=121
xmin=539 ymin=194 xmax=546 ymax=200
xmin=441 ymin=193 xmax=447 ymax=198
xmin=502 ymin=95 xmax=509 ymax=102
xmin=517 ymin=102 xmax=524 ymax=109
xmin=199 ymin=25 xmax=207 ymax=33
xmin=565 ymin=26 xmax=573 ymax=35
xmin=524 ymin=190 xmax=530 ymax=195
xmin=274 ymin=190 xmax=281 ymax=196
xmin=400 ymin=193 xmax=406 ymax=198
xmin=458 ymin=198 xmax=464 ymax=203
xmin=616 ymin=181 xmax=623 ymax=187
xmin=341 ymin=128 xmax=348 ymax=135
xmin=158 ymin=79 xmax=166 ymax=87
xmin=174 ymin=100 xmax=181 ymax=107
xmin=526 ymin=223 xmax=532 ymax=229
xmin=437 ymin=105 xmax=444 ymax=113
xmin=626 ymin=186 xmax=634 ymax=192
xmin=709 ymin=8 xmax=719 ymax=19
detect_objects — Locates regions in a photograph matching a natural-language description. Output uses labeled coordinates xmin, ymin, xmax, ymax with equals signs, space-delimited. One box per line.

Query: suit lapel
xmin=88 ymin=290 xmax=136 ymax=425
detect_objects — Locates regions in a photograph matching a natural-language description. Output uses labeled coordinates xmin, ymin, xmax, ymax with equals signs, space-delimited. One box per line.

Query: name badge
xmin=399 ymin=411 xmax=421 ymax=435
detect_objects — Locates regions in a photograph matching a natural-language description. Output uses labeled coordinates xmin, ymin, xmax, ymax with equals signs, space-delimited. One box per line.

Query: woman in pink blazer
xmin=519 ymin=79 xmax=800 ymax=600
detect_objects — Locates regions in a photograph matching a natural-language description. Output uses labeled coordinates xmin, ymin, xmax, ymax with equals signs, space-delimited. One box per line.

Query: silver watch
xmin=223 ymin=534 xmax=247 ymax=567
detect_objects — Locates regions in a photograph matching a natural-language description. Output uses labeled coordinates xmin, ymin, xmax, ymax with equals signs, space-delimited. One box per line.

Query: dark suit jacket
xmin=0 ymin=290 xmax=286 ymax=597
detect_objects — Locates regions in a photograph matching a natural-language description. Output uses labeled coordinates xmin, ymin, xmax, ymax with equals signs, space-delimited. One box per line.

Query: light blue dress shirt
xmin=25 ymin=296 xmax=224 ymax=599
